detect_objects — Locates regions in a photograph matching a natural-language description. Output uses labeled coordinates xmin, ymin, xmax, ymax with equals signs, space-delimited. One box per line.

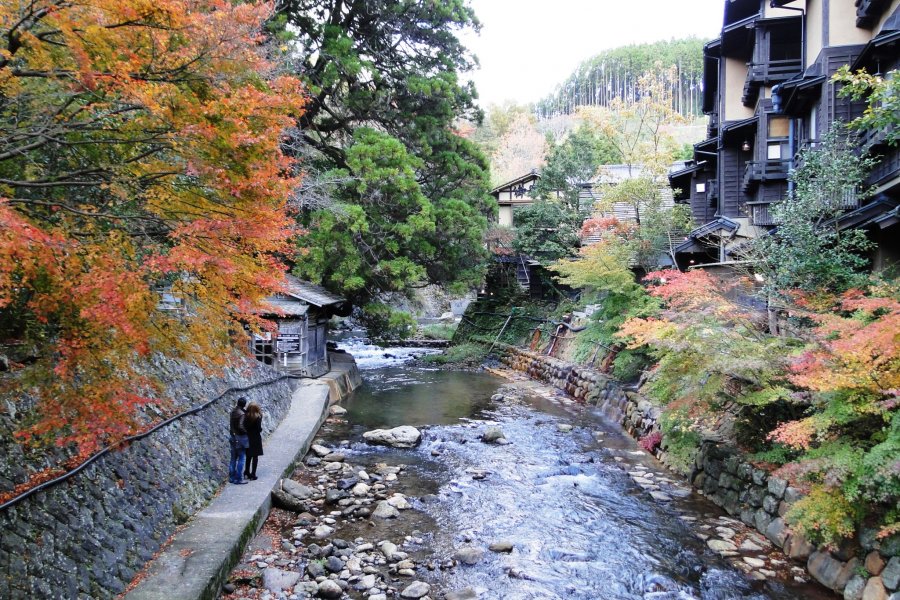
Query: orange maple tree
xmin=0 ymin=0 xmax=304 ymax=453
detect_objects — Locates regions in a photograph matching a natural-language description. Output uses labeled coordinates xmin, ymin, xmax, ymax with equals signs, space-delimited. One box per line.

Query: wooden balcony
xmin=856 ymin=0 xmax=892 ymax=27
xmin=749 ymin=202 xmax=777 ymax=226
xmin=741 ymin=160 xmax=791 ymax=193
xmin=828 ymin=187 xmax=860 ymax=211
xmin=743 ymin=59 xmax=803 ymax=106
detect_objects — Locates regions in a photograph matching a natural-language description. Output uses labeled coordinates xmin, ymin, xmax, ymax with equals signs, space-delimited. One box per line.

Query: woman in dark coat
xmin=243 ymin=402 xmax=264 ymax=480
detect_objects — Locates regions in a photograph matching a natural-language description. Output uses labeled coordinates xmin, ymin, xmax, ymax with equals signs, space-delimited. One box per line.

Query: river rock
xmin=808 ymin=551 xmax=856 ymax=592
xmin=707 ymin=539 xmax=737 ymax=553
xmin=387 ymin=494 xmax=411 ymax=509
xmin=372 ymin=501 xmax=399 ymax=519
xmin=556 ymin=423 xmax=573 ymax=433
xmin=323 ymin=453 xmax=346 ymax=463
xmin=864 ymin=577 xmax=889 ymax=600
xmin=481 ymin=427 xmax=506 ymax=443
xmin=883 ymin=557 xmax=900 ymax=589
xmin=262 ymin=567 xmax=300 ymax=592
xmin=489 ymin=540 xmax=514 ymax=553
xmin=311 ymin=444 xmax=332 ymax=457
xmin=380 ymin=541 xmax=398 ymax=558
xmin=454 ymin=546 xmax=484 ymax=565
xmin=271 ymin=488 xmax=308 ymax=513
xmin=329 ymin=405 xmax=348 ymax=416
xmin=325 ymin=489 xmax=348 ymax=504
xmin=314 ymin=525 xmax=334 ymax=539
xmin=325 ymin=555 xmax=343 ymax=573
xmin=363 ymin=426 xmax=422 ymax=448
xmin=307 ymin=561 xmax=325 ymax=578
xmin=317 ymin=579 xmax=343 ymax=599
xmin=446 ymin=588 xmax=478 ymax=600
xmin=400 ymin=581 xmax=431 ymax=598
xmin=282 ymin=479 xmax=317 ymax=499
xmin=352 ymin=482 xmax=370 ymax=497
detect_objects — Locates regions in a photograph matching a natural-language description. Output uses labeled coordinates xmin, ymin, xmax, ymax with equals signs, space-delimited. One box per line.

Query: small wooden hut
xmin=252 ymin=275 xmax=351 ymax=376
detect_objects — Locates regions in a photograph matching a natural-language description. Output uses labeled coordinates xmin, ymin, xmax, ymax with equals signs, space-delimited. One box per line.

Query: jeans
xmin=229 ymin=442 xmax=247 ymax=483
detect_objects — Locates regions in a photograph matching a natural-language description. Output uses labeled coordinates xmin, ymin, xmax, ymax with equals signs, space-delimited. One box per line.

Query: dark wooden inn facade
xmin=670 ymin=0 xmax=900 ymax=271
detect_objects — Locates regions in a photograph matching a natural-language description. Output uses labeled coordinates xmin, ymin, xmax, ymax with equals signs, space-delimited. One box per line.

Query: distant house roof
xmin=490 ymin=170 xmax=540 ymax=197
xmin=592 ymin=164 xmax=649 ymax=184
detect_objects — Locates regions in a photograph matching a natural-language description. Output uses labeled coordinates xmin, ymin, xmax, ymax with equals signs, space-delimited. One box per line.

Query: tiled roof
xmin=260 ymin=297 xmax=309 ymax=317
xmin=283 ymin=274 xmax=346 ymax=307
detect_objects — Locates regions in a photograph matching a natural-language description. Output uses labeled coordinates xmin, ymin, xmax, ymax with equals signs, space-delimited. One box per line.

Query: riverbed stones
xmin=372 ymin=501 xmax=399 ymax=519
xmin=708 ymin=539 xmax=737 ymax=553
xmin=387 ymin=493 xmax=412 ymax=510
xmin=363 ymin=426 xmax=422 ymax=448
xmin=313 ymin=525 xmax=334 ymax=539
xmin=808 ymin=551 xmax=857 ymax=592
xmin=329 ymin=405 xmax=347 ymax=416
xmin=454 ymin=546 xmax=484 ymax=565
xmin=489 ymin=540 xmax=514 ymax=553
xmin=400 ymin=581 xmax=431 ymax=599
xmin=883 ymin=557 xmax=900 ymax=589
xmin=310 ymin=444 xmax=332 ymax=457
xmin=261 ymin=567 xmax=300 ymax=592
xmin=481 ymin=427 xmax=506 ymax=443
xmin=316 ymin=579 xmax=343 ymax=599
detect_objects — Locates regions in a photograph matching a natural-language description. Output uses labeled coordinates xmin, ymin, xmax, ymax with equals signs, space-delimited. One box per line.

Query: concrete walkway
xmin=125 ymin=382 xmax=331 ymax=600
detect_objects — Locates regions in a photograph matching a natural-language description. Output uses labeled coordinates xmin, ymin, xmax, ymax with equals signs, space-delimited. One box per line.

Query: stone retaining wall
xmin=0 ymin=357 xmax=296 ymax=599
xmin=497 ymin=345 xmax=900 ymax=600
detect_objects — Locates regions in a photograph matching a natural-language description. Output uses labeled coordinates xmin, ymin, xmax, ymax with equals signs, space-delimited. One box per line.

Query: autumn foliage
xmin=615 ymin=269 xmax=899 ymax=546
xmin=0 ymin=1 xmax=304 ymax=452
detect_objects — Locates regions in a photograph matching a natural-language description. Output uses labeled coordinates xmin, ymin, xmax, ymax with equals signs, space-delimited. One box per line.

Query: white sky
xmin=459 ymin=0 xmax=725 ymax=107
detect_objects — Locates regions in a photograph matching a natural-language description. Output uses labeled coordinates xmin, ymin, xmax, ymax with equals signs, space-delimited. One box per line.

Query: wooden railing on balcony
xmin=750 ymin=202 xmax=777 ymax=226
xmin=743 ymin=58 xmax=803 ymax=105
xmin=742 ymin=160 xmax=791 ymax=193
xmin=831 ymin=187 xmax=860 ymax=211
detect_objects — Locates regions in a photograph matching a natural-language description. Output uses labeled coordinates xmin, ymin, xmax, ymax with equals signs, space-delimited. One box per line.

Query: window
xmin=768 ymin=116 xmax=789 ymax=137
xmin=696 ymin=182 xmax=706 ymax=193
xmin=767 ymin=143 xmax=782 ymax=160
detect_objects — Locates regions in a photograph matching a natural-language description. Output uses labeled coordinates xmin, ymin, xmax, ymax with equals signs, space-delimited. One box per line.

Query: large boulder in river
xmin=481 ymin=427 xmax=506 ymax=444
xmin=363 ymin=426 xmax=422 ymax=448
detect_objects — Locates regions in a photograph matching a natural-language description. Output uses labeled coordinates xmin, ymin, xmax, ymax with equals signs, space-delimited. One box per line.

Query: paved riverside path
xmin=125 ymin=382 xmax=330 ymax=600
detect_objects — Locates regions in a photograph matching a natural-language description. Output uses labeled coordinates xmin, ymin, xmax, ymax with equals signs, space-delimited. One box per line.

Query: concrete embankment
xmin=493 ymin=344 xmax=900 ymax=599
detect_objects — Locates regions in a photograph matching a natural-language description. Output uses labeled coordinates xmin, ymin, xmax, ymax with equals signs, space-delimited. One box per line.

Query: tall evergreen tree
xmin=274 ymin=1 xmax=494 ymax=334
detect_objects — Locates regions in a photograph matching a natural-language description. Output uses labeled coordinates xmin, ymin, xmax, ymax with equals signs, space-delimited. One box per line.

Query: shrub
xmin=422 ymin=342 xmax=487 ymax=366
xmin=419 ymin=323 xmax=457 ymax=340
xmin=639 ymin=431 xmax=662 ymax=453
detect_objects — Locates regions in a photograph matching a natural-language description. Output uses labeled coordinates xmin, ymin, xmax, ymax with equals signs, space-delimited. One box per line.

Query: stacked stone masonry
xmin=497 ymin=345 xmax=900 ymax=599
xmin=0 ymin=357 xmax=295 ymax=599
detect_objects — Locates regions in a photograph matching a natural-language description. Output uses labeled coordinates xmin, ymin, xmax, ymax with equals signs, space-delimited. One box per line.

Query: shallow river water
xmin=311 ymin=346 xmax=832 ymax=600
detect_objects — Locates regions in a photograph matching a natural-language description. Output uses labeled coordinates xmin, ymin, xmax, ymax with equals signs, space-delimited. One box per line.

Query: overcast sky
xmin=459 ymin=0 xmax=725 ymax=107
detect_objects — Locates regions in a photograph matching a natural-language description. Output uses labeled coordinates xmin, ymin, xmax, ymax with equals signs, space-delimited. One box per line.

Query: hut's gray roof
xmin=260 ymin=297 xmax=309 ymax=317
xmin=283 ymin=274 xmax=345 ymax=307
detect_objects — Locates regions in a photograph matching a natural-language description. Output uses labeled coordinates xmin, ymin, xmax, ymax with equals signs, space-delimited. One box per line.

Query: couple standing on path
xmin=228 ymin=397 xmax=264 ymax=485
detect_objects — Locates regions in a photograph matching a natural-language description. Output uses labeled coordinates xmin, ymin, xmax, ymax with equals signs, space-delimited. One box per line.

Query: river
xmin=229 ymin=339 xmax=833 ymax=599
xmin=300 ymin=339 xmax=832 ymax=600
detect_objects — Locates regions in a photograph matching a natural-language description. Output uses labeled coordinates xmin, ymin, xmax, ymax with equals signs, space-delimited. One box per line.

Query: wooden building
xmin=252 ymin=275 xmax=351 ymax=377
xmin=671 ymin=0 xmax=900 ymax=271
xmin=491 ymin=170 xmax=540 ymax=227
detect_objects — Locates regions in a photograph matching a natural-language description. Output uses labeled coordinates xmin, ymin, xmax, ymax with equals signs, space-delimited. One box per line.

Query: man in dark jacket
xmin=229 ymin=397 xmax=250 ymax=484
